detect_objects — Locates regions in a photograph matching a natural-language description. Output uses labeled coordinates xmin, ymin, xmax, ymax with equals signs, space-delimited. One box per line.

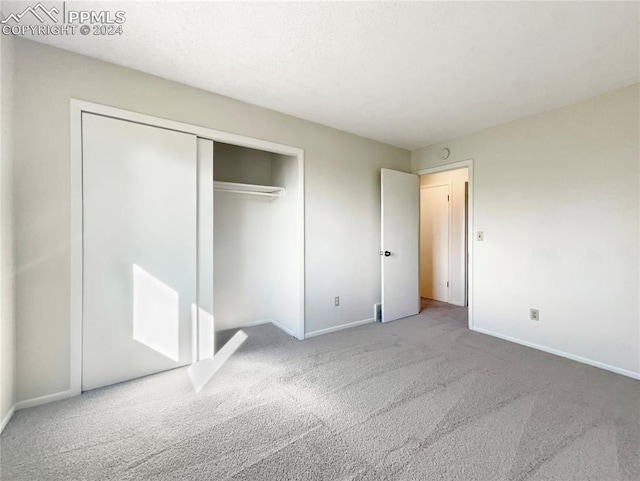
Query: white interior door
xmin=381 ymin=168 xmax=419 ymax=322
xmin=420 ymin=184 xmax=450 ymax=302
xmin=82 ymin=113 xmax=198 ymax=391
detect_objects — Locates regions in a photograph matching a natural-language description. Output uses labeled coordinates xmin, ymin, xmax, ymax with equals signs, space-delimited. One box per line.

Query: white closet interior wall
xmin=269 ymin=154 xmax=302 ymax=334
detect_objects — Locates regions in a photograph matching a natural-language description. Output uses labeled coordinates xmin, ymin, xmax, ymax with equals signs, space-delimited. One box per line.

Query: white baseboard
xmin=305 ymin=317 xmax=376 ymax=339
xmin=270 ymin=320 xmax=296 ymax=338
xmin=15 ymin=389 xmax=74 ymax=410
xmin=238 ymin=318 xmax=272 ymax=328
xmin=239 ymin=318 xmax=297 ymax=338
xmin=1 ymin=405 xmax=15 ymax=433
xmin=472 ymin=326 xmax=640 ymax=381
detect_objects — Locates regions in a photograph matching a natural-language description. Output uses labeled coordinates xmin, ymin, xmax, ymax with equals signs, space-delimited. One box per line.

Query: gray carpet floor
xmin=1 ymin=301 xmax=639 ymax=480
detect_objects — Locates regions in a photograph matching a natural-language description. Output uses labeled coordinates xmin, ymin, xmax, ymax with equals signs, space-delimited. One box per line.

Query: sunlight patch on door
xmin=133 ymin=264 xmax=180 ymax=361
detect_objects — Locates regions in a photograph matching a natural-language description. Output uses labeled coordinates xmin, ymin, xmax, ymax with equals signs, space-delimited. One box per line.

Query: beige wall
xmin=12 ymin=38 xmax=410 ymax=402
xmin=1 ymin=33 xmax=15 ymax=428
xmin=412 ymin=84 xmax=640 ymax=376
xmin=419 ymin=168 xmax=468 ymax=306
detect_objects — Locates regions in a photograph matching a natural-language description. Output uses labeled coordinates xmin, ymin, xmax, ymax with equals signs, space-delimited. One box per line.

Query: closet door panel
xmin=82 ymin=113 xmax=197 ymax=391
xmin=197 ymin=138 xmax=214 ymax=359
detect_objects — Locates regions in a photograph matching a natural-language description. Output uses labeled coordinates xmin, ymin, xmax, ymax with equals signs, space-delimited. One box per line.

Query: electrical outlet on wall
xmin=530 ymin=308 xmax=539 ymax=321
xmin=335 ymin=296 xmax=340 ymax=307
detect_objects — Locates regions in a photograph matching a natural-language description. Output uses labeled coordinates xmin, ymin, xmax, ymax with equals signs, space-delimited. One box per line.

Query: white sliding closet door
xmin=196 ymin=138 xmax=215 ymax=360
xmin=82 ymin=113 xmax=198 ymax=391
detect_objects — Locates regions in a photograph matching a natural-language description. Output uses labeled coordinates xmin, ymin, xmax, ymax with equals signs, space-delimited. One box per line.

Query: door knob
xmin=384 ymin=251 xmax=391 ymax=257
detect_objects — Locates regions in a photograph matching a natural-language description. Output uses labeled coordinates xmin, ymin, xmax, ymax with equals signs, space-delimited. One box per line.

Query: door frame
xmin=70 ymin=99 xmax=306 ymax=396
xmin=414 ymin=159 xmax=474 ymax=330
xmin=419 ymin=181 xmax=452 ymax=303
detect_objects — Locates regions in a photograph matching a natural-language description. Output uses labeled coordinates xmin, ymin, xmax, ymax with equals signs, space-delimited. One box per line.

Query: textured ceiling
xmin=3 ymin=1 xmax=639 ymax=149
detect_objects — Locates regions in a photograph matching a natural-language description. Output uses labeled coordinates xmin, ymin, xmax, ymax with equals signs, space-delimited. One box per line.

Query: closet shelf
xmin=213 ymin=181 xmax=285 ymax=198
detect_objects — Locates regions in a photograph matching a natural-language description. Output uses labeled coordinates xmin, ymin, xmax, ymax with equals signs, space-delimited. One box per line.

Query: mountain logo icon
xmin=1 ymin=3 xmax=60 ymax=24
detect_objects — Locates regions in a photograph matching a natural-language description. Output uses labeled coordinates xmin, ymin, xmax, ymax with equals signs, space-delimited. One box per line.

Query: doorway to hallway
xmin=419 ymin=167 xmax=469 ymax=311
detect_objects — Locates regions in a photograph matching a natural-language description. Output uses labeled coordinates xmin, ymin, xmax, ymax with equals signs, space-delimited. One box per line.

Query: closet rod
xmin=213 ymin=181 xmax=286 ymax=197
xmin=214 ymin=189 xmax=283 ymax=198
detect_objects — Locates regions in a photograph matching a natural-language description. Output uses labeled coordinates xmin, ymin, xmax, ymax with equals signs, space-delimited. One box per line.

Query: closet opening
xmin=213 ymin=142 xmax=303 ymax=352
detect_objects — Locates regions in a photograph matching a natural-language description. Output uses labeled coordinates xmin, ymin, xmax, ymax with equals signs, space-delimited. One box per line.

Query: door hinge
xmin=447 ymin=281 xmax=449 ymax=287
xmin=447 ymin=195 xmax=450 ymax=201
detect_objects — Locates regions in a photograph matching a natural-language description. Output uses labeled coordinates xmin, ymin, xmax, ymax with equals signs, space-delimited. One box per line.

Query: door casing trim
xmin=414 ymin=159 xmax=474 ymax=330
